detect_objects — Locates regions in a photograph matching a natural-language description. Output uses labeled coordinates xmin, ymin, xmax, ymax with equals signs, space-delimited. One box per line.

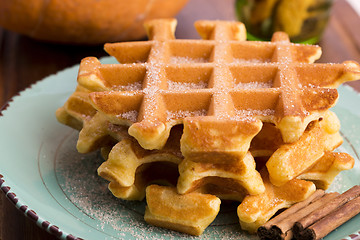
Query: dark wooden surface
xmin=0 ymin=0 xmax=360 ymax=239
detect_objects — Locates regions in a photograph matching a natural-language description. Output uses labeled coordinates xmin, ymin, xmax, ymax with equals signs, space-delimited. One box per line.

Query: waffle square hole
xmin=104 ymin=42 xmax=152 ymax=64
xmin=168 ymin=41 xmax=214 ymax=64
xmin=165 ymin=66 xmax=213 ymax=90
xmin=290 ymin=45 xmax=321 ymax=63
xmin=231 ymin=42 xmax=275 ymax=63
xmin=90 ymin=93 xmax=143 ymax=123
xmin=230 ymin=66 xmax=277 ymax=89
xmin=99 ymin=65 xmax=146 ymax=91
xmin=231 ymin=91 xmax=279 ymax=117
xmin=114 ymin=94 xmax=143 ymax=122
xmin=163 ymin=92 xmax=211 ymax=121
xmin=295 ymin=64 xmax=344 ymax=88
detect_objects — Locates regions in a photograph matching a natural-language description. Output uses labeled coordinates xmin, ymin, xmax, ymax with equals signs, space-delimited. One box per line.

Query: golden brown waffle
xmin=55 ymin=18 xmax=360 ymax=236
xmin=76 ymin=112 xmax=131 ymax=153
xmin=237 ymin=150 xmax=354 ymax=233
xmin=56 ymin=87 xmax=95 ymax=131
xmin=266 ymin=120 xmax=336 ymax=186
xmin=144 ymin=185 xmax=221 ymax=236
xmin=57 ymin=90 xmax=183 ymax=201
xmin=56 ymin=90 xmax=131 ymax=153
xmin=77 ymin=18 xmax=360 ymax=168
xmin=177 ymin=152 xmax=265 ymax=201
xmin=237 ymin=169 xmax=316 ymax=233
xmin=94 ymin=114 xmax=343 ymax=202
xmin=298 ymin=151 xmax=354 ymax=189
xmin=98 ymin=125 xmax=183 ymax=200
xmin=103 ymin=159 xmax=180 ymax=201
xmin=250 ymin=110 xmax=343 ymax=158
xmin=176 ymin=112 xmax=342 ymax=202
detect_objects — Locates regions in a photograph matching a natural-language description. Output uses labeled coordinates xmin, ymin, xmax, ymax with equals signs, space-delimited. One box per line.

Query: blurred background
xmin=0 ymin=0 xmax=360 ymax=239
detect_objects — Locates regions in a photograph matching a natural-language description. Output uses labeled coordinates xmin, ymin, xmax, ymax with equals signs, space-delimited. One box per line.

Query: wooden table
xmin=1 ymin=0 xmax=360 ymax=239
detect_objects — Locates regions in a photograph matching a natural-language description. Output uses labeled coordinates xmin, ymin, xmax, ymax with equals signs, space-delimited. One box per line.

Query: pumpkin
xmin=0 ymin=0 xmax=189 ymax=44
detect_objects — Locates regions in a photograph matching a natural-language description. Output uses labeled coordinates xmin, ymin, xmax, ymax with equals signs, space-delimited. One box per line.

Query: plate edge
xmin=0 ymin=174 xmax=82 ymax=240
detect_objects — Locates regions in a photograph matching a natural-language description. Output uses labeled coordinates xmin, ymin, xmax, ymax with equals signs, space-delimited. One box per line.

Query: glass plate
xmin=1 ymin=58 xmax=360 ymax=240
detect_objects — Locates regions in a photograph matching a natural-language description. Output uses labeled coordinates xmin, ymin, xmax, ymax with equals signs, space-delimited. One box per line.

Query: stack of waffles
xmin=56 ymin=18 xmax=360 ymax=236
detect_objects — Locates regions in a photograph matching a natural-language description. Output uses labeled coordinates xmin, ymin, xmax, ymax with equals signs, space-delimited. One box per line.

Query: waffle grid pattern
xmin=56 ymin=18 xmax=360 ymax=236
xmin=77 ymin=19 xmax=359 ymax=152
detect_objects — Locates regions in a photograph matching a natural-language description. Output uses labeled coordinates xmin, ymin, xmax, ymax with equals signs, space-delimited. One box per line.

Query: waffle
xmin=95 ymin=113 xmax=342 ymax=202
xmin=58 ymin=90 xmax=183 ymax=200
xmin=144 ymin=184 xmax=221 ymax=236
xmin=266 ymin=120 xmax=334 ymax=186
xmin=298 ymin=151 xmax=354 ymax=189
xmin=56 ymin=87 xmax=95 ymax=131
xmin=237 ymin=169 xmax=316 ymax=233
xmin=56 ymin=88 xmax=131 ymax=153
xmin=55 ymin=18 xmax=360 ymax=236
xmin=175 ymin=111 xmax=342 ymax=203
xmin=250 ymin=110 xmax=342 ymax=158
xmin=265 ymin=111 xmax=344 ymax=186
xmin=78 ymin=18 xmax=360 ymax=168
xmin=98 ymin=125 xmax=183 ymax=200
xmin=177 ymin=151 xmax=265 ymax=201
xmin=237 ymin=150 xmax=355 ymax=233
xmin=103 ymin=159 xmax=180 ymax=201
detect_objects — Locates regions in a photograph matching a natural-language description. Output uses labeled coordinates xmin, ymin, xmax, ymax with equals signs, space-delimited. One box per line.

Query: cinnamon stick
xmin=293 ymin=185 xmax=360 ymax=236
xmin=270 ymin=192 xmax=338 ymax=239
xmin=257 ymin=189 xmax=325 ymax=240
xmin=296 ymin=195 xmax=360 ymax=240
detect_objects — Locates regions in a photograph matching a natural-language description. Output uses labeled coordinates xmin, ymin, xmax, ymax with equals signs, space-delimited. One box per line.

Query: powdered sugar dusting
xmin=302 ymin=83 xmax=322 ymax=89
xmin=166 ymin=109 xmax=207 ymax=121
xmin=236 ymin=109 xmax=275 ymax=116
xmin=168 ymin=81 xmax=208 ymax=90
xmin=145 ymin=64 xmax=162 ymax=91
xmin=115 ymin=81 xmax=142 ymax=91
xmin=233 ymin=58 xmax=270 ymax=64
xmin=170 ymin=56 xmax=208 ymax=64
xmin=117 ymin=110 xmax=138 ymax=122
xmin=235 ymin=81 xmax=272 ymax=89
xmin=56 ymin=134 xmax=153 ymax=238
